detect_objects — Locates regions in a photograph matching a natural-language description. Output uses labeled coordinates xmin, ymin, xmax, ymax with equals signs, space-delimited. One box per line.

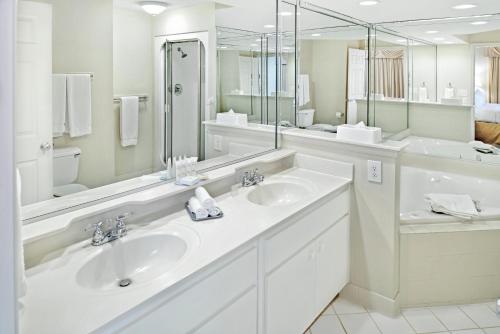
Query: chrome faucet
xmin=241 ymin=168 xmax=264 ymax=187
xmin=86 ymin=213 xmax=130 ymax=246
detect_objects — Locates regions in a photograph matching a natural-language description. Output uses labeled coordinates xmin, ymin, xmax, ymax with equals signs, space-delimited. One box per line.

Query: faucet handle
xmin=84 ymin=220 xmax=106 ymax=232
xmin=115 ymin=212 xmax=132 ymax=224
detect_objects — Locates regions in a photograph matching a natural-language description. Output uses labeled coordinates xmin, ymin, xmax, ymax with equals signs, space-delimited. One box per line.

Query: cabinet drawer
xmin=264 ymin=190 xmax=349 ymax=273
xmin=120 ymin=247 xmax=258 ymax=334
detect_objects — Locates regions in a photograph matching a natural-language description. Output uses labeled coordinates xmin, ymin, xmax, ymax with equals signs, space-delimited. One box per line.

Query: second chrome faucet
xmin=86 ymin=213 xmax=131 ymax=246
xmin=241 ymin=168 xmax=265 ymax=187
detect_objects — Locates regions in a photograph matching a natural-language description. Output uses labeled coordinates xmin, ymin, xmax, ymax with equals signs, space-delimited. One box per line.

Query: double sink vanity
xmin=21 ymin=150 xmax=353 ymax=334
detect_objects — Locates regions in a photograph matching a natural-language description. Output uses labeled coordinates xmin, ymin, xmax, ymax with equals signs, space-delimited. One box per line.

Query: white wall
xmin=0 ymin=0 xmax=18 ymax=332
xmin=47 ymin=0 xmax=115 ymax=188
xmin=437 ymin=45 xmax=473 ymax=104
xmin=411 ymin=45 xmax=437 ymax=102
xmin=113 ymin=7 xmax=155 ymax=180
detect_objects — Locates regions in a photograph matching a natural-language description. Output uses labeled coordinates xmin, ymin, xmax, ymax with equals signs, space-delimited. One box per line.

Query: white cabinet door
xmin=315 ymin=216 xmax=350 ymax=313
xmin=193 ymin=288 xmax=257 ymax=334
xmin=265 ymin=243 xmax=316 ymax=334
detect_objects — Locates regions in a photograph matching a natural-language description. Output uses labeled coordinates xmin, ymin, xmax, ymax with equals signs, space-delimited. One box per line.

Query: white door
xmin=347 ymin=48 xmax=367 ymax=124
xmin=16 ymin=1 xmax=53 ymax=205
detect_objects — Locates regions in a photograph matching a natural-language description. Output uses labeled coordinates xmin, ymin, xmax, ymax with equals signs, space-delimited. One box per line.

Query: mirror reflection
xmin=16 ymin=0 xmax=278 ymax=219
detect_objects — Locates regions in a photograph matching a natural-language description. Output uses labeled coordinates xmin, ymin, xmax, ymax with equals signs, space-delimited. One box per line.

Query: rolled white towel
xmin=195 ymin=186 xmax=216 ymax=209
xmin=188 ymin=197 xmax=209 ymax=220
xmin=208 ymin=206 xmax=222 ymax=217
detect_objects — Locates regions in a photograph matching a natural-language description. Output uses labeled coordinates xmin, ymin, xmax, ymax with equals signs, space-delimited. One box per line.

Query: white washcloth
xmin=16 ymin=169 xmax=27 ymax=300
xmin=195 ymin=186 xmax=216 ymax=209
xmin=52 ymin=74 xmax=67 ymax=137
xmin=67 ymin=74 xmax=92 ymax=137
xmin=119 ymin=96 xmax=139 ymax=147
xmin=425 ymin=193 xmax=479 ymax=220
xmin=188 ymin=197 xmax=209 ymax=220
xmin=298 ymin=74 xmax=310 ymax=107
xmin=208 ymin=207 xmax=221 ymax=217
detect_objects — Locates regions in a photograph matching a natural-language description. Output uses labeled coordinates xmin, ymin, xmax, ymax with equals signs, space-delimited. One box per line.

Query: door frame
xmin=0 ymin=0 xmax=19 ymax=332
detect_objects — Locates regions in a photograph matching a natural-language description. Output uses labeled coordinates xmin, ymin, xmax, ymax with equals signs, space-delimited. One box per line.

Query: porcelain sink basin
xmin=247 ymin=182 xmax=312 ymax=207
xmin=76 ymin=227 xmax=198 ymax=291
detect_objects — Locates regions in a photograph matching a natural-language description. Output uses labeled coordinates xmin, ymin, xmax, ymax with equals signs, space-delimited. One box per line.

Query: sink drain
xmin=118 ymin=278 xmax=132 ymax=287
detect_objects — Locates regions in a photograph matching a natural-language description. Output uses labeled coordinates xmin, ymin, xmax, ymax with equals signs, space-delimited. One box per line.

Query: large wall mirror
xmin=376 ymin=14 xmax=500 ymax=164
xmin=16 ymin=0 xmax=278 ymax=222
xmin=278 ymin=2 xmax=370 ymax=133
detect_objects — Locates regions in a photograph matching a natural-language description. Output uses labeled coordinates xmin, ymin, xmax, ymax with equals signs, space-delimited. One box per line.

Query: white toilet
xmin=53 ymin=147 xmax=89 ymax=197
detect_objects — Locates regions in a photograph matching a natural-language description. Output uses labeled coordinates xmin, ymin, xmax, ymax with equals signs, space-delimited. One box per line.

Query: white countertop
xmin=21 ymin=159 xmax=352 ymax=334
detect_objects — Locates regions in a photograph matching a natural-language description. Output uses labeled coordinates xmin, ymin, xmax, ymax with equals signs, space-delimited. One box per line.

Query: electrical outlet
xmin=213 ymin=135 xmax=223 ymax=152
xmin=367 ymin=160 xmax=382 ymax=183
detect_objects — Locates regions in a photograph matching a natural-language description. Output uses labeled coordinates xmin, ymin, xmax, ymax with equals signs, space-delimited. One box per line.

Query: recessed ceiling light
xmin=397 ymin=39 xmax=407 ymax=43
xmin=264 ymin=24 xmax=275 ymax=29
xmin=279 ymin=11 xmax=293 ymax=16
xmin=471 ymin=21 xmax=488 ymax=25
xmin=426 ymin=30 xmax=438 ymax=34
xmin=359 ymin=0 xmax=379 ymax=6
xmin=444 ymin=41 xmax=454 ymax=44
xmin=311 ymin=33 xmax=321 ymax=37
xmin=218 ymin=46 xmax=228 ymax=49
xmin=250 ymin=43 xmax=258 ymax=47
xmin=452 ymin=4 xmax=477 ymax=9
xmin=434 ymin=37 xmax=445 ymax=41
xmin=139 ymin=1 xmax=168 ymax=15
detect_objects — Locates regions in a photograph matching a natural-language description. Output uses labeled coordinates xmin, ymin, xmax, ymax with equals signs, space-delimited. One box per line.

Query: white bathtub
xmin=400 ymin=166 xmax=500 ymax=224
xmin=402 ymin=136 xmax=500 ymax=164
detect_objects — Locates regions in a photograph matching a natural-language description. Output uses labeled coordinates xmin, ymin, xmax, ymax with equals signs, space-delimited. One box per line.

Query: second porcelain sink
xmin=247 ymin=182 xmax=312 ymax=207
xmin=76 ymin=226 xmax=199 ymax=291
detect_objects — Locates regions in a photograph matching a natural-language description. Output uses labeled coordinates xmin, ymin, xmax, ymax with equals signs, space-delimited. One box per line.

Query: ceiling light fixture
xmin=279 ymin=11 xmax=293 ymax=16
xmin=264 ymin=24 xmax=275 ymax=29
xmin=471 ymin=21 xmax=488 ymax=25
xmin=359 ymin=0 xmax=380 ymax=6
xmin=397 ymin=39 xmax=407 ymax=43
xmin=426 ymin=30 xmax=438 ymax=34
xmin=434 ymin=37 xmax=445 ymax=41
xmin=140 ymin=1 xmax=168 ymax=15
xmin=452 ymin=4 xmax=477 ymax=9
xmin=311 ymin=33 xmax=321 ymax=37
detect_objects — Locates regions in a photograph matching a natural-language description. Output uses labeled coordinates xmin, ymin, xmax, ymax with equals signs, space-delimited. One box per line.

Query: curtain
xmin=488 ymin=47 xmax=500 ymax=103
xmin=374 ymin=49 xmax=405 ymax=99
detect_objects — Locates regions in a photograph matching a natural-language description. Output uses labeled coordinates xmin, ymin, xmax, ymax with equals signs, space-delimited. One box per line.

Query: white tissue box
xmin=337 ymin=124 xmax=382 ymax=144
xmin=216 ymin=111 xmax=248 ymax=127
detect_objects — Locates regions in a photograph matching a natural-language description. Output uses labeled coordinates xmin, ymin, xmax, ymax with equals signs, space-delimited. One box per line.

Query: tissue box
xmin=337 ymin=124 xmax=382 ymax=144
xmin=216 ymin=111 xmax=248 ymax=127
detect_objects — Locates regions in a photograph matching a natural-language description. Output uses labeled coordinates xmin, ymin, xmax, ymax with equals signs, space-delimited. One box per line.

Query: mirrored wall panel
xmin=278 ymin=2 xmax=370 ymax=133
xmin=16 ymin=0 xmax=278 ymax=221
xmin=380 ymin=14 xmax=500 ymax=164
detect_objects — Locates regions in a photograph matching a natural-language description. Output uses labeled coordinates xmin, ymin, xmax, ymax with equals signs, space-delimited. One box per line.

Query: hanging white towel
xmin=52 ymin=74 xmax=67 ymax=137
xmin=425 ymin=193 xmax=479 ymax=220
xmin=67 ymin=74 xmax=92 ymax=137
xmin=16 ymin=169 xmax=27 ymax=302
xmin=120 ymin=96 xmax=139 ymax=147
xmin=298 ymin=74 xmax=310 ymax=107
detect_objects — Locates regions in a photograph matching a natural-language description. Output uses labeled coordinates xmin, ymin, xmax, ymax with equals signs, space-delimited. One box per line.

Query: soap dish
xmin=185 ymin=202 xmax=224 ymax=222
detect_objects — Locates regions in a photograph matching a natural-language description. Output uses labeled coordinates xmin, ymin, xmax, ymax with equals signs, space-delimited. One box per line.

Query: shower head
xmin=177 ymin=47 xmax=188 ymax=58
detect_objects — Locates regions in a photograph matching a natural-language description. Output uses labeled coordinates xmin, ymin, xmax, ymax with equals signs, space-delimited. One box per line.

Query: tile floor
xmin=305 ymin=298 xmax=500 ymax=334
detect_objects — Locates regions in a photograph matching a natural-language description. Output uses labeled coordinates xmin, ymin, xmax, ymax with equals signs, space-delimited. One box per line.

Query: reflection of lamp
xmin=140 ymin=1 xmax=168 ymax=15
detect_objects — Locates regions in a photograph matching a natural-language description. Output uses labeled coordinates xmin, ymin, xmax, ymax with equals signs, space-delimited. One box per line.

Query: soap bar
xmin=177 ymin=175 xmax=201 ymax=186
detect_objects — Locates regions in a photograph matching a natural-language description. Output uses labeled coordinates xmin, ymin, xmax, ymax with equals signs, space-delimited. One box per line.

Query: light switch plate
xmin=367 ymin=160 xmax=382 ymax=183
xmin=214 ymin=135 xmax=223 ymax=152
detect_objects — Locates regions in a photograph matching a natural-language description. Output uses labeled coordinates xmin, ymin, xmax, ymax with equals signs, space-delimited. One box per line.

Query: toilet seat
xmin=53 ymin=183 xmax=89 ymax=197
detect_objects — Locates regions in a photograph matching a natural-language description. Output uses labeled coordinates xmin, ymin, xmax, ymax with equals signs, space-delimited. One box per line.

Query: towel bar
xmin=113 ymin=96 xmax=148 ymax=103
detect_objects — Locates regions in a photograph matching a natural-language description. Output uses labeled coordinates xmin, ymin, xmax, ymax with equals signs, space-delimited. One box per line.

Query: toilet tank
xmin=53 ymin=147 xmax=82 ymax=186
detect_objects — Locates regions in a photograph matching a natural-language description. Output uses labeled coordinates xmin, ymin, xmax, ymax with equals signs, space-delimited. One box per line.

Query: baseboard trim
xmin=340 ymin=283 xmax=400 ymax=316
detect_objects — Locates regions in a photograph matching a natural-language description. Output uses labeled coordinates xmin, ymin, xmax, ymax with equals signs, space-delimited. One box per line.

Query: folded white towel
xmin=52 ymin=74 xmax=67 ymax=137
xmin=195 ymin=186 xmax=216 ymax=209
xmin=67 ymin=74 xmax=92 ymax=137
xmin=120 ymin=96 xmax=139 ymax=147
xmin=188 ymin=197 xmax=209 ymax=220
xmin=425 ymin=193 xmax=479 ymax=220
xmin=208 ymin=206 xmax=221 ymax=217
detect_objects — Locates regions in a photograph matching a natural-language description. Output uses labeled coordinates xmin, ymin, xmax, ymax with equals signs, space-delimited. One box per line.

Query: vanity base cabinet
xmin=119 ymin=247 xmax=258 ymax=334
xmin=264 ymin=191 xmax=350 ymax=334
